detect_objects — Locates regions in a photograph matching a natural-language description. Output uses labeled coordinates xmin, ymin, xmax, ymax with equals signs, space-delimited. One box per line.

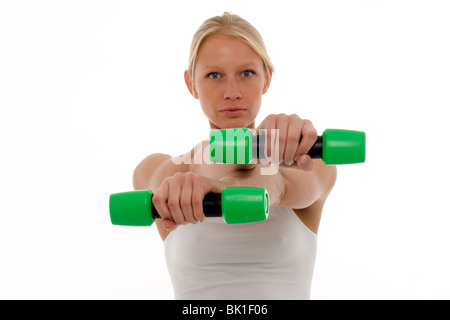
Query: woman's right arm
xmin=133 ymin=153 xmax=190 ymax=240
xmin=133 ymin=152 xmax=230 ymax=240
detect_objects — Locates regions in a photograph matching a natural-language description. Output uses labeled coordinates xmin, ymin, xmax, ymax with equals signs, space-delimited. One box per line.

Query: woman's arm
xmin=133 ymin=153 xmax=190 ymax=240
xmin=280 ymin=160 xmax=337 ymax=210
xmin=218 ymin=161 xmax=336 ymax=210
xmin=133 ymin=153 xmax=189 ymax=192
xmin=132 ymin=113 xmax=337 ymax=238
xmin=133 ymin=152 xmax=229 ymax=238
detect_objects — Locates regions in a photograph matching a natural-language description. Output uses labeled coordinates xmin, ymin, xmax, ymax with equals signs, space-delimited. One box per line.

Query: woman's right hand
xmin=152 ymin=172 xmax=222 ymax=231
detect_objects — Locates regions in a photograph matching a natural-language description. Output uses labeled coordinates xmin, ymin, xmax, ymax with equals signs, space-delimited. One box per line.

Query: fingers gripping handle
xmin=109 ymin=187 xmax=269 ymax=227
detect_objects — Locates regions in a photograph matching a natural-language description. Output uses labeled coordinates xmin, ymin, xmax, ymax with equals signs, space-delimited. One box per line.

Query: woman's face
xmin=185 ymin=34 xmax=272 ymax=130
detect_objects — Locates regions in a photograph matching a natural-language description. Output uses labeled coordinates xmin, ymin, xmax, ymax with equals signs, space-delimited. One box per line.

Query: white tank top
xmin=164 ymin=207 xmax=317 ymax=300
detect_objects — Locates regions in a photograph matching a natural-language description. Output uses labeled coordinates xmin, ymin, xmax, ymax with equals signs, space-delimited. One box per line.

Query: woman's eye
xmin=241 ymin=70 xmax=255 ymax=78
xmin=207 ymin=72 xmax=221 ymax=80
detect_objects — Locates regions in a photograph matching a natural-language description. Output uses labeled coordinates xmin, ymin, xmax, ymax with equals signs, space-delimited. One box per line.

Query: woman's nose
xmin=223 ymin=79 xmax=242 ymax=101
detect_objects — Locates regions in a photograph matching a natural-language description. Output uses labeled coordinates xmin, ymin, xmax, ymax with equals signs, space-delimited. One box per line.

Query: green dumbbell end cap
xmin=221 ymin=187 xmax=269 ymax=224
xmin=210 ymin=128 xmax=253 ymax=164
xmin=322 ymin=129 xmax=366 ymax=165
xmin=109 ymin=190 xmax=154 ymax=226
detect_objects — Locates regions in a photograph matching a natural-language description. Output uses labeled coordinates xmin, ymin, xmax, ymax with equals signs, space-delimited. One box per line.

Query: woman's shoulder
xmin=140 ymin=152 xmax=172 ymax=163
xmin=133 ymin=152 xmax=190 ymax=190
xmin=135 ymin=153 xmax=173 ymax=174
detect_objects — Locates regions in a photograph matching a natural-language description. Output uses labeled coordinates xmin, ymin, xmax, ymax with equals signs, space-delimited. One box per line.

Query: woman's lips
xmin=221 ymin=107 xmax=246 ymax=117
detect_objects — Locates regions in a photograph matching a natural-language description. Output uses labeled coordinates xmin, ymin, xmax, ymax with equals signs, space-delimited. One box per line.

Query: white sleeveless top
xmin=164 ymin=207 xmax=317 ymax=300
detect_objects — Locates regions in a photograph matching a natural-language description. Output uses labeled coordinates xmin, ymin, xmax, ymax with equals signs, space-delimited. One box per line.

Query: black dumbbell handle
xmin=150 ymin=193 xmax=223 ymax=220
xmin=254 ymin=135 xmax=323 ymax=159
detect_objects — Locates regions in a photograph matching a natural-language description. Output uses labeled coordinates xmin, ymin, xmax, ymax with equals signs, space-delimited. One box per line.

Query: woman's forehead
xmin=196 ymin=34 xmax=263 ymax=69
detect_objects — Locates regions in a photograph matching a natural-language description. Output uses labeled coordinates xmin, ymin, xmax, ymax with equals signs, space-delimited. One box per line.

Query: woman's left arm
xmin=278 ymin=160 xmax=337 ymax=209
xmin=220 ymin=114 xmax=336 ymax=209
xmin=219 ymin=159 xmax=336 ymax=210
xmin=245 ymin=113 xmax=337 ymax=209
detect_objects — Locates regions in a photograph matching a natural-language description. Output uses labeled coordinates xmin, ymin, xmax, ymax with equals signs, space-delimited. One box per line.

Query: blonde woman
xmin=133 ymin=12 xmax=337 ymax=300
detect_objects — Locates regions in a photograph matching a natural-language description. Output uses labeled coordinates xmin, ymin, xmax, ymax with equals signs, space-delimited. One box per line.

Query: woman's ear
xmin=184 ymin=70 xmax=199 ymax=99
xmin=262 ymin=67 xmax=273 ymax=95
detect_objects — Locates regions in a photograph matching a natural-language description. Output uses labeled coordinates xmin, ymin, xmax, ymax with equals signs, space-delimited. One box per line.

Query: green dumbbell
xmin=209 ymin=128 xmax=366 ymax=165
xmin=109 ymin=186 xmax=269 ymax=226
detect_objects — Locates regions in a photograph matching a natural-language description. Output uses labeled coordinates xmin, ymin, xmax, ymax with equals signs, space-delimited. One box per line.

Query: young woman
xmin=133 ymin=12 xmax=337 ymax=300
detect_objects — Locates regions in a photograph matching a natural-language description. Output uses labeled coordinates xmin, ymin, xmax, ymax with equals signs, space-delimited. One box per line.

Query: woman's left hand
xmin=257 ymin=114 xmax=317 ymax=171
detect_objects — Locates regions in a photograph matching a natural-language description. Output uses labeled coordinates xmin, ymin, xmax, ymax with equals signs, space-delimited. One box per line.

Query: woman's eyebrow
xmin=238 ymin=63 xmax=258 ymax=69
xmin=200 ymin=63 xmax=259 ymax=72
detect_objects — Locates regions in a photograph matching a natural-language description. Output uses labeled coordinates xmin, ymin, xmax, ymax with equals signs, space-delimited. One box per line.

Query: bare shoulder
xmin=133 ymin=153 xmax=190 ymax=191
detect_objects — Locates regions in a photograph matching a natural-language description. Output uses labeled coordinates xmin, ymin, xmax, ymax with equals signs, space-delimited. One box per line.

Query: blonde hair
xmin=187 ymin=12 xmax=274 ymax=81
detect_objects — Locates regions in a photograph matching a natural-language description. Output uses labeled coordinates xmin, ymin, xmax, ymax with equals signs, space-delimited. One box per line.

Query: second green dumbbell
xmin=110 ymin=186 xmax=269 ymax=226
xmin=210 ymin=128 xmax=366 ymax=165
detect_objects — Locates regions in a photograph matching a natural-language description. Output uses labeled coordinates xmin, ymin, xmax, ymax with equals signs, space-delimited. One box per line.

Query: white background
xmin=1 ymin=0 xmax=449 ymax=299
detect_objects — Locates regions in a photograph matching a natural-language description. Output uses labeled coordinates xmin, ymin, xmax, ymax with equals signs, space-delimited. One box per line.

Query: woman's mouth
xmin=221 ymin=107 xmax=246 ymax=117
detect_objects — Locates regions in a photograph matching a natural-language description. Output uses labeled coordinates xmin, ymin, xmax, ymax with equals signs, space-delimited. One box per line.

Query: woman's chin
xmin=210 ymin=119 xmax=255 ymax=130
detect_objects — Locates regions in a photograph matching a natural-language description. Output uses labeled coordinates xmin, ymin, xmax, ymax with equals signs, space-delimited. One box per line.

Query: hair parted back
xmin=188 ymin=12 xmax=274 ymax=80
